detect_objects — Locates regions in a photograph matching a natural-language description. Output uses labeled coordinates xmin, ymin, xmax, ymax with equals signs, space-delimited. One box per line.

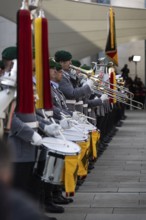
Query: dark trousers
xmin=13 ymin=162 xmax=42 ymax=201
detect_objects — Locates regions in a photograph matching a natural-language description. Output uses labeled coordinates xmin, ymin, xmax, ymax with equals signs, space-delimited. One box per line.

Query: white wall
xmin=0 ymin=16 xmax=16 ymax=57
xmin=111 ymin=0 xmax=145 ymax=8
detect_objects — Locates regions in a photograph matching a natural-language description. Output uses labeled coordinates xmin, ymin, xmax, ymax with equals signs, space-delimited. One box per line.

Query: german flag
xmin=105 ymin=8 xmax=118 ymax=66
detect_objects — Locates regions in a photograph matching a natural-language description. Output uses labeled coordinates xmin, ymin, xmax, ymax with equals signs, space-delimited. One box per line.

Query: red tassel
xmin=16 ymin=9 xmax=34 ymax=114
xmin=110 ymin=72 xmax=114 ymax=103
xmin=42 ymin=18 xmax=53 ymax=110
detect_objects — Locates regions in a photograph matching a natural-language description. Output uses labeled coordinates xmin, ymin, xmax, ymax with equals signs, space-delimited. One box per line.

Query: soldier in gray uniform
xmin=3 ymin=50 xmax=64 ymax=213
xmin=8 ymin=106 xmax=65 ymax=213
xmin=49 ymin=59 xmax=72 ymax=120
xmin=54 ymin=50 xmax=94 ymax=112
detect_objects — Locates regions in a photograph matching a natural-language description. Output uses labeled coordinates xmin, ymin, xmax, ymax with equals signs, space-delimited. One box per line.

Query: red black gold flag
xmin=105 ymin=8 xmax=118 ymax=66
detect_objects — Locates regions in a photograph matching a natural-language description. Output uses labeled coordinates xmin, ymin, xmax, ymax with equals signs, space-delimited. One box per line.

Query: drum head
xmin=42 ymin=137 xmax=81 ymax=156
xmin=65 ymin=127 xmax=89 ymax=135
xmin=77 ymin=123 xmax=97 ymax=132
xmin=56 ymin=132 xmax=88 ymax=142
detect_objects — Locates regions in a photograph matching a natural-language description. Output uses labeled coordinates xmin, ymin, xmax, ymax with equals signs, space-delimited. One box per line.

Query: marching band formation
xmin=0 ymin=1 xmax=144 ymax=219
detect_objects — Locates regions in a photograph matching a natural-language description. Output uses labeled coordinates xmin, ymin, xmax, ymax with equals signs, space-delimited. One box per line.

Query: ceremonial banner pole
xmin=105 ymin=8 xmax=118 ymax=66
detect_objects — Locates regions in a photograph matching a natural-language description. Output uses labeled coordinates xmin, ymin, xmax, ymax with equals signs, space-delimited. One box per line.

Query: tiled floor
xmin=47 ymin=110 xmax=146 ymax=220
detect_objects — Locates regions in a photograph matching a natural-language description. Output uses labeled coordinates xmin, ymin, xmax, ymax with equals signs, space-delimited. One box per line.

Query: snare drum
xmin=57 ymin=130 xmax=88 ymax=142
xmin=55 ymin=129 xmax=89 ymax=191
xmin=77 ymin=123 xmax=97 ymax=132
xmin=41 ymin=137 xmax=80 ymax=185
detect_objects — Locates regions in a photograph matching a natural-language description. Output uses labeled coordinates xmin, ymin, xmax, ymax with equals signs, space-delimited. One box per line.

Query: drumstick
xmin=33 ymin=147 xmax=42 ymax=173
xmin=60 ymin=111 xmax=96 ymax=121
xmin=51 ymin=117 xmax=68 ymax=146
xmin=77 ymin=113 xmax=96 ymax=121
xmin=60 ymin=113 xmax=87 ymax=133
xmin=41 ymin=110 xmax=68 ymax=145
xmin=60 ymin=112 xmax=91 ymax=134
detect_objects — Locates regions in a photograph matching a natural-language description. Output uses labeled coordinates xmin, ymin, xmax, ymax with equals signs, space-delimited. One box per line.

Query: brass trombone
xmin=70 ymin=64 xmax=143 ymax=110
xmin=98 ymin=86 xmax=143 ymax=110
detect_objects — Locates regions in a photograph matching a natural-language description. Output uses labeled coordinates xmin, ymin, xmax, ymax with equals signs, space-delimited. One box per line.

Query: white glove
xmin=60 ymin=118 xmax=72 ymax=129
xmin=79 ymin=115 xmax=88 ymax=123
xmin=72 ymin=111 xmax=87 ymax=123
xmin=44 ymin=124 xmax=61 ymax=137
xmin=72 ymin=111 xmax=80 ymax=121
xmin=31 ymin=132 xmax=43 ymax=146
xmin=100 ymin=94 xmax=109 ymax=103
xmin=83 ymin=79 xmax=94 ymax=90
xmin=70 ymin=119 xmax=79 ymax=125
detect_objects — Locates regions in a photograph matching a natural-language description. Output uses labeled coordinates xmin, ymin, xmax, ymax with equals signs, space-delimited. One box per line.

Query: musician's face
xmin=3 ymin=60 xmax=13 ymax=72
xmin=50 ymin=68 xmax=56 ymax=81
xmin=50 ymin=68 xmax=63 ymax=83
xmin=60 ymin=60 xmax=71 ymax=71
xmin=56 ymin=69 xmax=63 ymax=82
xmin=0 ymin=68 xmax=4 ymax=76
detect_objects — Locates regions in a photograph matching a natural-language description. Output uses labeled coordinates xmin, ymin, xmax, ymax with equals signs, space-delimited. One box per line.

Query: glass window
xmin=96 ymin=0 xmax=110 ymax=4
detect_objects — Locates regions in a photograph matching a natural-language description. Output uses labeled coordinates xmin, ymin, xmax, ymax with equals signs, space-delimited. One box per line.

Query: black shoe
xmin=101 ymin=141 xmax=109 ymax=147
xmin=44 ymin=217 xmax=57 ymax=220
xmin=121 ymin=115 xmax=127 ymax=120
xmin=75 ymin=185 xmax=80 ymax=191
xmin=45 ymin=202 xmax=64 ymax=213
xmin=116 ymin=121 xmax=123 ymax=127
xmin=77 ymin=179 xmax=84 ymax=186
xmin=61 ymin=195 xmax=74 ymax=203
xmin=88 ymin=163 xmax=94 ymax=170
xmin=53 ymin=196 xmax=69 ymax=205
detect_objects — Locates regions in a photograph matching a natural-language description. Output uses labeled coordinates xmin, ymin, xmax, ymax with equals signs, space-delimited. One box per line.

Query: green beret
xmin=49 ymin=59 xmax=62 ymax=71
xmin=56 ymin=63 xmax=62 ymax=71
xmin=49 ymin=59 xmax=56 ymax=69
xmin=2 ymin=46 xmax=17 ymax=60
xmin=0 ymin=60 xmax=5 ymax=70
xmin=71 ymin=59 xmax=81 ymax=67
xmin=55 ymin=50 xmax=72 ymax=62
xmin=81 ymin=64 xmax=91 ymax=70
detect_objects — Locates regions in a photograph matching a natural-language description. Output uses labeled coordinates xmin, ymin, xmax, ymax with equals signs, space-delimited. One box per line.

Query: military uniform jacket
xmin=51 ymin=82 xmax=72 ymax=120
xmin=59 ymin=71 xmax=92 ymax=100
xmin=8 ymin=113 xmax=51 ymax=163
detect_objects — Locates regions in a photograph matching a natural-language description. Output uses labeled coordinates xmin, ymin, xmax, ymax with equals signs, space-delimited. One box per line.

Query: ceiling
xmin=0 ymin=0 xmax=146 ymax=59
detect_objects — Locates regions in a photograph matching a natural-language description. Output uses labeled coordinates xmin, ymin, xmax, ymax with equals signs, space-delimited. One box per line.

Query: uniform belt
xmin=45 ymin=110 xmax=53 ymax=117
xmin=25 ymin=121 xmax=39 ymax=128
xmin=75 ymin=101 xmax=83 ymax=105
xmin=66 ymin=100 xmax=76 ymax=104
xmin=88 ymin=108 xmax=91 ymax=112
xmin=83 ymin=104 xmax=88 ymax=107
